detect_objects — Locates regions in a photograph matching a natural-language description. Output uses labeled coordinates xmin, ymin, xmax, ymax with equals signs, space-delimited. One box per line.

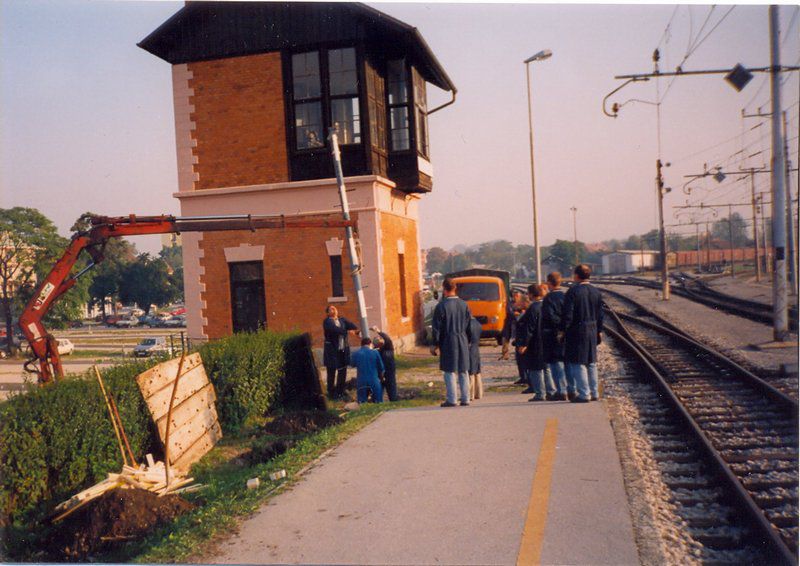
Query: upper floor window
xmin=291 ymin=47 xmax=360 ymax=150
xmin=387 ymin=59 xmax=410 ymax=151
xmin=413 ymin=70 xmax=429 ymax=158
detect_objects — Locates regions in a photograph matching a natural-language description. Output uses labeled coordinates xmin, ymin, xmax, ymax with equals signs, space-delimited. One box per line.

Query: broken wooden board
xmin=135 ymin=353 xmax=221 ymax=473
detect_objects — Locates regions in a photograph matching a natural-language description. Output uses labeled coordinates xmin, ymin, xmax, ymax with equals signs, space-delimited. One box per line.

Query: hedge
xmin=0 ymin=330 xmax=321 ymax=528
xmin=0 ymin=360 xmax=160 ymax=526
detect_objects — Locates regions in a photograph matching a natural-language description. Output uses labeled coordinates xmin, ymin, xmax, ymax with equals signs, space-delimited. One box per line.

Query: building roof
xmin=138 ymin=1 xmax=456 ymax=93
xmin=603 ymin=250 xmax=659 ymax=256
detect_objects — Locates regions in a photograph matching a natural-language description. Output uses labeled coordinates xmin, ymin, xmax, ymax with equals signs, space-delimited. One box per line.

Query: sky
xmin=1 ymin=1 xmax=798 ymax=255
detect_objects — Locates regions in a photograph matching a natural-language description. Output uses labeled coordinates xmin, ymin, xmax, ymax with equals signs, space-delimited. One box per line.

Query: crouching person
xmin=349 ymin=338 xmax=384 ymax=404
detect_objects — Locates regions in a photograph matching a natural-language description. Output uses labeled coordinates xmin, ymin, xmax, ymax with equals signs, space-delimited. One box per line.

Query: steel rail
xmin=604 ymin=310 xmax=798 ymax=566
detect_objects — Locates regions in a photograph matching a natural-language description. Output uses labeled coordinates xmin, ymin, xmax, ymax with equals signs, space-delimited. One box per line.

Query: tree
xmin=424 ymin=247 xmax=449 ymax=274
xmin=160 ymin=245 xmax=184 ymax=302
xmin=0 ymin=208 xmax=67 ymax=354
xmin=119 ymin=254 xmax=179 ymax=315
xmin=712 ymin=212 xmax=750 ymax=248
xmin=547 ymin=239 xmax=587 ymax=269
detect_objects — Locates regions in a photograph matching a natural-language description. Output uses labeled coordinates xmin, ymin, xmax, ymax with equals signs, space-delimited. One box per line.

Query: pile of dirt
xmin=263 ymin=410 xmax=343 ymax=436
xmin=243 ymin=438 xmax=292 ymax=465
xmin=50 ymin=487 xmax=194 ymax=561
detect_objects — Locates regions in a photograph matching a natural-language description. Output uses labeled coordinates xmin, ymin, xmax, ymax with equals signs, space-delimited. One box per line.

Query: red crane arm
xmin=19 ymin=213 xmax=356 ymax=383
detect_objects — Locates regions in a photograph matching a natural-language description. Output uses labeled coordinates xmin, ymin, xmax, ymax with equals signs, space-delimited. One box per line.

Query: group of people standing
xmin=322 ymin=263 xmax=603 ymax=408
xmin=513 ymin=264 xmax=604 ymax=403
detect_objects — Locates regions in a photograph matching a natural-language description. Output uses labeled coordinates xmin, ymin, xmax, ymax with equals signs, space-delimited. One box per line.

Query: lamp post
xmin=525 ymin=49 xmax=552 ymax=284
xmin=570 ymin=206 xmax=578 ymax=266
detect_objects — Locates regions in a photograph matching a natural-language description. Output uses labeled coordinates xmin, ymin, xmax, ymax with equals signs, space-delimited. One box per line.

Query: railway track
xmin=602 ymin=292 xmax=799 ymax=564
xmin=592 ymin=274 xmax=799 ymax=330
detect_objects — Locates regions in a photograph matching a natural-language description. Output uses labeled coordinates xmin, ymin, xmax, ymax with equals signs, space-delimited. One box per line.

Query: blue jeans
xmin=567 ymin=363 xmax=599 ymax=400
xmin=548 ymin=361 xmax=569 ymax=395
xmin=357 ymin=376 xmax=383 ymax=403
xmin=528 ymin=369 xmax=556 ymax=399
xmin=444 ymin=371 xmax=470 ymax=404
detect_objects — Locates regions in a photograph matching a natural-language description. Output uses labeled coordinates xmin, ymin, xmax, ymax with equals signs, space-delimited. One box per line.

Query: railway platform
xmin=209 ymin=391 xmax=640 ymax=565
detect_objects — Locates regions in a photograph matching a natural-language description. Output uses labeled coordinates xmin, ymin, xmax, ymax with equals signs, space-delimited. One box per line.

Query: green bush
xmin=0 ymin=330 xmax=319 ymax=531
xmin=0 ymin=360 xmax=160 ymax=526
xmin=198 ymin=330 xmax=294 ymax=433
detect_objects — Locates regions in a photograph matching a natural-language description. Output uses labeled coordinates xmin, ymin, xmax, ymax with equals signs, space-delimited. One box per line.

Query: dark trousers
xmin=326 ymin=366 xmax=348 ymax=398
xmin=383 ymin=368 xmax=398 ymax=401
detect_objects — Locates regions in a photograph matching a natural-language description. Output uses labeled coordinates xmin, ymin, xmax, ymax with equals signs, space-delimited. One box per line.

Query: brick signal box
xmin=140 ymin=2 xmax=455 ymax=349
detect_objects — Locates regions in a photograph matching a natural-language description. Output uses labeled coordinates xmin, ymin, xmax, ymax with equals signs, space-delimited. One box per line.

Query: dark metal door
xmin=229 ymin=262 xmax=266 ymax=333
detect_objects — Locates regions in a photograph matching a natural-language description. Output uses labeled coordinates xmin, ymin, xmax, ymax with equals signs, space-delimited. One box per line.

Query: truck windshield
xmin=456 ymin=282 xmax=500 ymax=301
xmin=140 ymin=338 xmax=156 ymax=346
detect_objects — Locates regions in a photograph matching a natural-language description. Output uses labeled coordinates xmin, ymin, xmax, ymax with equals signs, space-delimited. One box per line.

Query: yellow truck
xmin=446 ymin=269 xmax=510 ymax=344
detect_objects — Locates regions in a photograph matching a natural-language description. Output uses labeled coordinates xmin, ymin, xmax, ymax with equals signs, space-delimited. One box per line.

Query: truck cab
xmin=446 ymin=269 xmax=510 ymax=343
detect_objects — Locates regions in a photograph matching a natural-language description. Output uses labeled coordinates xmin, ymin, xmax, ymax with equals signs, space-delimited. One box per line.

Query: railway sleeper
xmin=663 ymin=474 xmax=715 ymax=489
xmin=723 ymin=451 xmax=800 ymax=465
xmin=730 ymin=459 xmax=799 ymax=473
xmin=653 ymin=451 xmax=701 ymax=464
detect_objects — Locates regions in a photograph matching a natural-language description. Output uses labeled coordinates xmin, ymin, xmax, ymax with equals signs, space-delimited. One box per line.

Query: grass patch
xmin=112 ymin=389 xmax=441 ymax=563
xmin=394 ymin=354 xmax=438 ymax=371
xmin=69 ymin=350 xmax=126 ymax=359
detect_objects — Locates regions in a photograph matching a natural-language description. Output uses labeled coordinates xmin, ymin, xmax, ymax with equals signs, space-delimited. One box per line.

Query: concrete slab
xmin=209 ymin=393 xmax=639 ymax=565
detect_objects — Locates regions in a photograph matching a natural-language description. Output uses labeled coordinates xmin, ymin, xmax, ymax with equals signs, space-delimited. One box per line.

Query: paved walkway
xmin=210 ymin=392 xmax=639 ymax=565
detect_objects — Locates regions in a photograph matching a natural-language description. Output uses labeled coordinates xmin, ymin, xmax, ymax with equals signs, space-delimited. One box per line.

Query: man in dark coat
xmin=468 ymin=315 xmax=483 ymax=401
xmin=322 ymin=305 xmax=358 ymax=399
xmin=516 ymin=284 xmax=555 ymax=401
xmin=431 ymin=277 xmax=473 ymax=407
xmin=542 ymin=272 xmax=570 ymax=400
xmin=562 ymin=264 xmax=604 ymax=403
xmin=371 ymin=326 xmax=397 ymax=401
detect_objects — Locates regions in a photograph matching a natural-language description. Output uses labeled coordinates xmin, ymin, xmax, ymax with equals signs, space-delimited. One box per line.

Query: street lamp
xmin=525 ymin=49 xmax=552 ymax=284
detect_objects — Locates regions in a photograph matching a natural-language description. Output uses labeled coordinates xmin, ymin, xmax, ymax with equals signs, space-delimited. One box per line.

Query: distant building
xmin=601 ymin=250 xmax=658 ymax=275
xmin=139 ymin=2 xmax=456 ymax=349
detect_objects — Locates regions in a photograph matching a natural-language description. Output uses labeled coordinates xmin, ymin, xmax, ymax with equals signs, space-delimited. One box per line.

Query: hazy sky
xmin=2 ymin=1 xmax=798 ymax=254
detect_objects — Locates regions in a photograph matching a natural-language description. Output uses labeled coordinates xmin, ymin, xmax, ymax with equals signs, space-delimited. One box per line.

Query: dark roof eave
xmin=137 ymin=2 xmax=456 ymax=94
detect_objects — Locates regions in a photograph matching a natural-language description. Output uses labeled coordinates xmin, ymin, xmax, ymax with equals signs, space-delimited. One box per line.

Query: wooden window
xmin=387 ymin=59 xmax=410 ymax=151
xmin=398 ymin=252 xmax=408 ymax=318
xmin=329 ymin=255 xmax=344 ymax=298
xmin=290 ymin=47 xmax=361 ymax=150
xmin=413 ymin=69 xmax=429 ymax=158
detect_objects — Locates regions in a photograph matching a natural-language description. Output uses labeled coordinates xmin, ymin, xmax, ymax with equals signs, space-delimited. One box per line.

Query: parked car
xmin=56 ymin=339 xmax=75 ymax=356
xmin=162 ymin=315 xmax=186 ymax=328
xmin=115 ymin=317 xmax=138 ymax=328
xmin=133 ymin=337 xmax=170 ymax=357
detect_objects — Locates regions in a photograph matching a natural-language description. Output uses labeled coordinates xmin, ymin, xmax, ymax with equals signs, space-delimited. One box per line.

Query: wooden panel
xmin=136 ymin=353 xmax=204 ymax=399
xmin=172 ymin=421 xmax=223 ymax=473
xmin=142 ymin=364 xmax=211 ymax=421
xmin=135 ymin=354 xmax=221 ymax=472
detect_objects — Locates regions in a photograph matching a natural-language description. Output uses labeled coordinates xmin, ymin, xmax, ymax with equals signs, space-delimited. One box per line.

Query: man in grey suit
xmin=431 ymin=278 xmax=473 ymax=407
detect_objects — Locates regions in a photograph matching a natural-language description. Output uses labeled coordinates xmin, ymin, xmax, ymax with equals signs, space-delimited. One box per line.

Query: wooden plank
xmin=164 ymin=411 xmax=221 ymax=464
xmin=142 ymin=365 xmax=210 ymax=421
xmin=154 ymin=383 xmax=217 ymax=438
xmin=172 ymin=420 xmax=223 ymax=473
xmin=136 ymin=353 xmax=203 ymax=399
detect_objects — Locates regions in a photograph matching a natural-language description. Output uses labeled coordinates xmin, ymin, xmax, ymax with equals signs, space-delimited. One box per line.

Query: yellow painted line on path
xmin=516 ymin=417 xmax=558 ymax=566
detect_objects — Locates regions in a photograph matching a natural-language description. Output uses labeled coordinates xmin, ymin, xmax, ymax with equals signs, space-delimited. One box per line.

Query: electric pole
xmin=769 ymin=4 xmax=789 ymax=341
xmin=748 ymin=170 xmax=762 ymax=281
xmin=656 ymin=159 xmax=670 ymax=300
xmin=782 ymin=111 xmax=798 ymax=295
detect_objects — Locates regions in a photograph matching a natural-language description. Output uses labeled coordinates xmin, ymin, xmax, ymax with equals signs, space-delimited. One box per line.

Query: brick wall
xmin=379 ymin=211 xmax=423 ymax=340
xmin=188 ymin=52 xmax=288 ymax=189
xmin=197 ymin=213 xmax=362 ymax=347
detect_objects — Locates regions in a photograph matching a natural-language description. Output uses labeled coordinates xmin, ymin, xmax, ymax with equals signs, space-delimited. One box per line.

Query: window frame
xmin=287 ymin=45 xmax=363 ymax=153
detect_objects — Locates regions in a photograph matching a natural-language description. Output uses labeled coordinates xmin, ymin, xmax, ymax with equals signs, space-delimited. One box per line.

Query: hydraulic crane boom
xmin=19 ymin=213 xmax=356 ymax=383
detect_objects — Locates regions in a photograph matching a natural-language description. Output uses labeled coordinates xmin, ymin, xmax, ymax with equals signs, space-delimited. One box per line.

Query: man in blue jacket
xmin=431 ymin=278 xmax=473 ymax=407
xmin=350 ymin=337 xmax=384 ymax=403
xmin=542 ymin=272 xmax=570 ymax=400
xmin=562 ymin=264 xmax=604 ymax=403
